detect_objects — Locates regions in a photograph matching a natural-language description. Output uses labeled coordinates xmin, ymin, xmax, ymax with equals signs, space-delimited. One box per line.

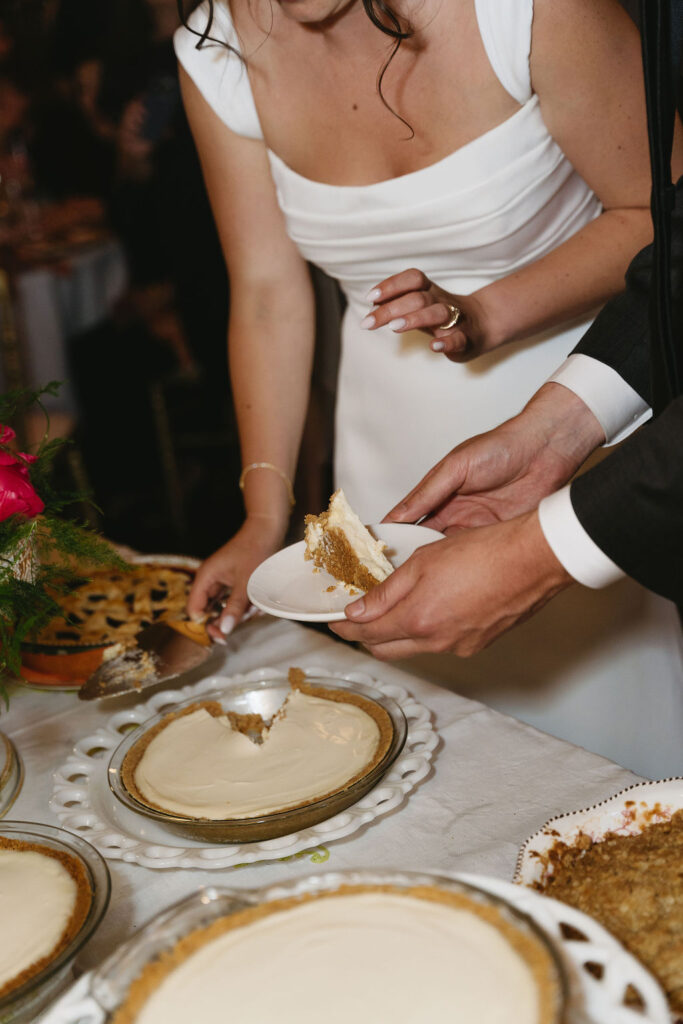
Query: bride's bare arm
xmin=180 ymin=68 xmax=315 ymax=632
xmin=363 ymin=0 xmax=683 ymax=361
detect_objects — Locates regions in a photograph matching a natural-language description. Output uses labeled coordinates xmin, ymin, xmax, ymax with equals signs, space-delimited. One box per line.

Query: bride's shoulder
xmin=530 ymin=0 xmax=639 ymax=71
xmin=174 ymin=1 xmax=264 ymax=139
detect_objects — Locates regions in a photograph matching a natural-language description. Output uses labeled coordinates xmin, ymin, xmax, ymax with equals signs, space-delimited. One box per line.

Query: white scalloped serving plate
xmin=40 ymin=872 xmax=670 ymax=1024
xmin=49 ymin=667 xmax=438 ymax=870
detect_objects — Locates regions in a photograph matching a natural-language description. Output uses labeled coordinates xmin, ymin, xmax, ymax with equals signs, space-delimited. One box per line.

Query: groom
xmin=331 ymin=0 xmax=683 ymax=660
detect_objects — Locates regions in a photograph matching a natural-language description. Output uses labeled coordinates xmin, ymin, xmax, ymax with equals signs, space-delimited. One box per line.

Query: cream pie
xmin=304 ymin=489 xmax=393 ymax=592
xmin=0 ymin=837 xmax=91 ymax=999
xmin=122 ymin=672 xmax=393 ymax=820
xmin=111 ymin=885 xmax=563 ymax=1024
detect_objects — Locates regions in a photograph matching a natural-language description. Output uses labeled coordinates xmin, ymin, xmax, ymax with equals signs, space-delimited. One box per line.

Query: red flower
xmin=0 ymin=423 xmax=44 ymax=521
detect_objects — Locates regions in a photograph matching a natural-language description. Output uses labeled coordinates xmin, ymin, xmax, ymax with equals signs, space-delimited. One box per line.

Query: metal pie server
xmin=78 ymin=593 xmax=227 ymax=701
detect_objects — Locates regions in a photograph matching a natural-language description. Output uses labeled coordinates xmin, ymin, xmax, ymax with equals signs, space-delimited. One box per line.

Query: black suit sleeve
xmin=571 ymin=176 xmax=683 ymax=405
xmin=568 ymin=177 xmax=683 ymax=603
xmin=570 ymin=399 xmax=683 ymax=603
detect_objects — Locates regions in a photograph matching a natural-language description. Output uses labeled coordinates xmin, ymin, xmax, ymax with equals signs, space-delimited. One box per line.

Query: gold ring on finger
xmin=440 ymin=304 xmax=461 ymax=329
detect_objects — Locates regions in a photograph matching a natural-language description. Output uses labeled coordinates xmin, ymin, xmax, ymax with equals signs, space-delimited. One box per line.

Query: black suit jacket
xmin=568 ymin=180 xmax=683 ymax=604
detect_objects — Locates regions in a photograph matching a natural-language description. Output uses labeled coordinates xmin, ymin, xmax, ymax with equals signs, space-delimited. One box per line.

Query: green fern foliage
xmin=0 ymin=384 xmax=125 ymax=691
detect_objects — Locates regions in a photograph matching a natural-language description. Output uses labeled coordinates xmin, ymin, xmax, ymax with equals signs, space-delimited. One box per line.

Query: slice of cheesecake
xmin=304 ymin=490 xmax=393 ymax=592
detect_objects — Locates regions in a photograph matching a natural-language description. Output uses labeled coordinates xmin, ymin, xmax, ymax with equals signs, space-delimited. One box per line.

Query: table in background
xmin=2 ymin=616 xmax=639 ymax=976
xmin=9 ymin=236 xmax=127 ymax=416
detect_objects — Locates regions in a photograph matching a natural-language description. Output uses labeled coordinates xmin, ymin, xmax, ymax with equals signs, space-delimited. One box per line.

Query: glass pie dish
xmin=0 ymin=731 xmax=23 ymax=819
xmin=86 ymin=870 xmax=569 ymax=1024
xmin=107 ymin=676 xmax=407 ymax=843
xmin=0 ymin=821 xmax=110 ymax=1023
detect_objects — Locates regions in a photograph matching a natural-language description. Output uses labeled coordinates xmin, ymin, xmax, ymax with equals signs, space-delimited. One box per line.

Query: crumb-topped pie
xmin=534 ymin=809 xmax=683 ymax=1015
xmin=0 ymin=836 xmax=92 ymax=999
xmin=121 ymin=669 xmax=394 ymax=821
xmin=110 ymin=883 xmax=564 ymax=1024
xmin=35 ymin=564 xmax=193 ymax=647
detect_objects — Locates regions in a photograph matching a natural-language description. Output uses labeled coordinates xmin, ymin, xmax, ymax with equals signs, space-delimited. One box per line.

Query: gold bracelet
xmin=239 ymin=462 xmax=295 ymax=508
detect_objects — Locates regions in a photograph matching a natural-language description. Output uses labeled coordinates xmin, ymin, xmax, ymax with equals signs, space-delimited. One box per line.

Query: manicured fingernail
xmin=388 ymin=318 xmax=407 ymax=331
xmin=346 ymin=598 xmax=365 ymax=618
xmin=189 ymin=611 xmax=203 ymax=623
xmin=431 ymin=340 xmax=445 ymax=351
xmin=220 ymin=614 xmax=236 ymax=636
xmin=366 ymin=287 xmax=381 ymax=302
xmin=213 ymin=634 xmax=228 ymax=646
xmin=360 ymin=314 xmax=375 ymax=330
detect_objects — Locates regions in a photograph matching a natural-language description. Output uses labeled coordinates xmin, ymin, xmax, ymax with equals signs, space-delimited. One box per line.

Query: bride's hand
xmin=186 ymin=515 xmax=284 ymax=641
xmin=361 ymin=269 xmax=491 ymax=362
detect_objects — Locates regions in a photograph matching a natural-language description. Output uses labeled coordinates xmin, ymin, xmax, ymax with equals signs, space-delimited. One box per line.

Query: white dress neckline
xmin=266 ymin=98 xmax=533 ymax=195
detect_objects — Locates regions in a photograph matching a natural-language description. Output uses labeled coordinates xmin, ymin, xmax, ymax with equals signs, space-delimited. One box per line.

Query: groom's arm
xmin=543 ymin=176 xmax=683 ymax=445
xmin=538 ymin=178 xmax=683 ymax=597
xmin=540 ymin=399 xmax=683 ymax=604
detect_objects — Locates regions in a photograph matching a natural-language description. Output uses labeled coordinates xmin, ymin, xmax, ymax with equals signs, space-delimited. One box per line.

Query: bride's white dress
xmin=176 ymin=0 xmax=683 ymax=778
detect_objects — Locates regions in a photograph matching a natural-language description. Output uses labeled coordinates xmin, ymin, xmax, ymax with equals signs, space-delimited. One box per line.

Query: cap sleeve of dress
xmin=173 ymin=0 xmax=263 ymax=139
xmin=474 ymin=0 xmax=533 ymax=105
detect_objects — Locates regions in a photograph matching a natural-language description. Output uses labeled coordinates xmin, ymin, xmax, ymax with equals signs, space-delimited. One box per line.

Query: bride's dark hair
xmin=176 ymin=1 xmax=413 ymax=134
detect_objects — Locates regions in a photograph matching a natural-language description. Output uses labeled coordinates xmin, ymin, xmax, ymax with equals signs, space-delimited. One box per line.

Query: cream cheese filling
xmin=134 ymin=893 xmax=542 ymax=1024
xmin=134 ymin=690 xmax=381 ymax=819
xmin=0 ymin=849 xmax=77 ymax=991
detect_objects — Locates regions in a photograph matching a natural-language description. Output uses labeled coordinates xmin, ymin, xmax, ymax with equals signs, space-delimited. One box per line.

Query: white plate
xmin=40 ymin=872 xmax=670 ymax=1024
xmin=247 ymin=523 xmax=443 ymax=621
xmin=49 ymin=667 xmax=438 ymax=871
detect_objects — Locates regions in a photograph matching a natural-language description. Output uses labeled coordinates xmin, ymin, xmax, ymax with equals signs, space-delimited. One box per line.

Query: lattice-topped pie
xmin=0 ymin=837 xmax=92 ymax=999
xmin=111 ymin=884 xmax=563 ymax=1024
xmin=35 ymin=564 xmax=193 ymax=647
xmin=122 ymin=670 xmax=394 ymax=821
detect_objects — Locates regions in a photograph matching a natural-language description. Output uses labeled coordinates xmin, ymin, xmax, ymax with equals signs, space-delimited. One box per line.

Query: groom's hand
xmin=385 ymin=383 xmax=605 ymax=532
xmin=330 ymin=511 xmax=572 ymax=659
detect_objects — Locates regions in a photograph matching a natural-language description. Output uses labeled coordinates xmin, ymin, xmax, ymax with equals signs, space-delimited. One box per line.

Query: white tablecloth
xmin=2 ymin=616 xmax=639 ymax=977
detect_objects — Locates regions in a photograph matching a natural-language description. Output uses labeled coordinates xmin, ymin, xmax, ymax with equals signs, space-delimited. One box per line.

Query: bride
xmin=175 ymin=0 xmax=683 ymax=774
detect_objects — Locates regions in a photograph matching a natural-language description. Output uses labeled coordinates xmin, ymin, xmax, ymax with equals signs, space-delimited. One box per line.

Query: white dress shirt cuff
xmin=548 ymin=354 xmax=651 ymax=445
xmin=538 ymin=486 xmax=626 ymax=589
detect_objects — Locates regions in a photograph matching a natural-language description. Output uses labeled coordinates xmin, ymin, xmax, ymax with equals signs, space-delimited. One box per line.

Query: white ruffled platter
xmin=40 ymin=872 xmax=670 ymax=1024
xmin=50 ymin=667 xmax=438 ymax=870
